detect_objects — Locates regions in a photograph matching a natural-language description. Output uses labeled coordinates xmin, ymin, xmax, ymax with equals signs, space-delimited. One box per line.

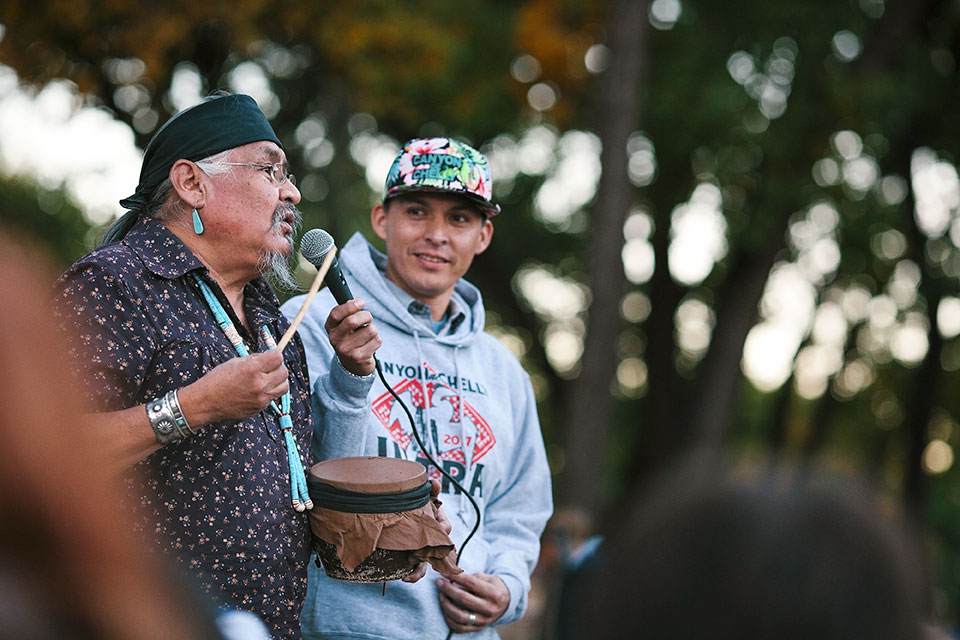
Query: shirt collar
xmin=382 ymin=277 xmax=466 ymax=334
xmin=123 ymin=215 xmax=206 ymax=279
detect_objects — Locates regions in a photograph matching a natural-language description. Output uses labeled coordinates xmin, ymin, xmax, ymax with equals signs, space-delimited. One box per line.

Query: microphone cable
xmin=374 ymin=357 xmax=481 ymax=640
xmin=374 ymin=357 xmax=482 ymax=557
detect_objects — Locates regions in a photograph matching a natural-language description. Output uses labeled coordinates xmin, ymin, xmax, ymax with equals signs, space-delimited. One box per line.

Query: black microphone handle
xmin=325 ymin=254 xmax=354 ymax=305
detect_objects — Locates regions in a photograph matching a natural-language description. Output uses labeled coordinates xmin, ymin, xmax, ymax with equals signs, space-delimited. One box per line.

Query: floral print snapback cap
xmin=382 ymin=137 xmax=500 ymax=216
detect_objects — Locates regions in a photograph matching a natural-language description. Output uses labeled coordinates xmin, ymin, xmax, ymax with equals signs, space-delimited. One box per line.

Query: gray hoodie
xmin=281 ymin=232 xmax=553 ymax=640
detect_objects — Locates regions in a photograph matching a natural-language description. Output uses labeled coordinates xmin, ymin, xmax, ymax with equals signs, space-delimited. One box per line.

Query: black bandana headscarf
xmin=120 ymin=93 xmax=282 ymax=210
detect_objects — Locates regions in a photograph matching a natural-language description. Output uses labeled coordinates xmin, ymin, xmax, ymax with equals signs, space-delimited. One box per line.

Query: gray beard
xmin=258 ymin=204 xmax=303 ymax=293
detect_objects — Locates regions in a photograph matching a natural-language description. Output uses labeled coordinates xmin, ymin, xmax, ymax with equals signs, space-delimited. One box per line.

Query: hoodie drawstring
xmin=412 ymin=330 xmax=435 ymax=461
xmin=454 ymin=345 xmax=475 ymax=517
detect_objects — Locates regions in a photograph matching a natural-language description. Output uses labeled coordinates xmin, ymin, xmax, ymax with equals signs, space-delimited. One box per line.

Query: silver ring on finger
xmin=467 ymin=612 xmax=477 ymax=626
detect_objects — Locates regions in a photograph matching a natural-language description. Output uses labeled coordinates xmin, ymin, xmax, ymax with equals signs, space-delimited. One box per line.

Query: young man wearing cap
xmin=283 ymin=137 xmax=553 ymax=638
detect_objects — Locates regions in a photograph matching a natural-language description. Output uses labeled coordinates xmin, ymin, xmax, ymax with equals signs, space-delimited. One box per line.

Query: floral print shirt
xmin=52 ymin=215 xmax=313 ymax=639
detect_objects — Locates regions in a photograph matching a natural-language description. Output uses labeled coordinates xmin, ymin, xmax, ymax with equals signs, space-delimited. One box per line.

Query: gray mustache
xmin=272 ymin=204 xmax=302 ymax=238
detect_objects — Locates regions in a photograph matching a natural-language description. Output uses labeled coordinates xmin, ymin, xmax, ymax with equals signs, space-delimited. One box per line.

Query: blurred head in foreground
xmin=582 ymin=459 xmax=929 ymax=640
xmin=0 ymin=231 xmax=219 ymax=640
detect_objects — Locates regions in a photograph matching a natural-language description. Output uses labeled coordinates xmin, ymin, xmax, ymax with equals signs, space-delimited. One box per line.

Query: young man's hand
xmin=436 ymin=572 xmax=510 ymax=633
xmin=324 ymin=299 xmax=380 ymax=376
xmin=403 ymin=479 xmax=453 ymax=583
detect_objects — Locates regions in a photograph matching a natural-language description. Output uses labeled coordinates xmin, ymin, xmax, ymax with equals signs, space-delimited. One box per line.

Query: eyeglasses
xmin=222 ymin=161 xmax=296 ymax=186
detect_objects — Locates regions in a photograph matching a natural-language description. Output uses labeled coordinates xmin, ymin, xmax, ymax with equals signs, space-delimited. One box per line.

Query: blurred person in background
xmin=575 ymin=455 xmax=932 ymax=640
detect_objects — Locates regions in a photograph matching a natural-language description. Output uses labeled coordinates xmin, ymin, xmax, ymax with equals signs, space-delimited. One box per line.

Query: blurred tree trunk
xmin=900 ymin=155 xmax=941 ymax=517
xmin=559 ymin=0 xmax=648 ymax=519
xmin=636 ymin=190 xmax=689 ymax=471
xmin=857 ymin=0 xmax=948 ymax=518
xmin=768 ymin=374 xmax=796 ymax=457
xmin=633 ymin=241 xmax=782 ymax=481
xmin=689 ymin=247 xmax=783 ymax=451
xmin=624 ymin=190 xmax=796 ymax=496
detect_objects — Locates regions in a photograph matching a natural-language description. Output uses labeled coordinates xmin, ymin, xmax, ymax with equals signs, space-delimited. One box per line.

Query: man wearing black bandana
xmin=51 ymin=92 xmax=349 ymax=639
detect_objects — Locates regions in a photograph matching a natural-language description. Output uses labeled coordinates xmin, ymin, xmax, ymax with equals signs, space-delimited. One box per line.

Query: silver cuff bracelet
xmin=146 ymin=390 xmax=193 ymax=444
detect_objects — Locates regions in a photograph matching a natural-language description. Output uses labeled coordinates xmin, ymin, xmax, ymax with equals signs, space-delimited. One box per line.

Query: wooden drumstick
xmin=276 ymin=247 xmax=337 ymax=352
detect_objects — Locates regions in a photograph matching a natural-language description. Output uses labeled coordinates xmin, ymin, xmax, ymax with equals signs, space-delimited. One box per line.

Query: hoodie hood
xmin=338 ymin=231 xmax=485 ymax=347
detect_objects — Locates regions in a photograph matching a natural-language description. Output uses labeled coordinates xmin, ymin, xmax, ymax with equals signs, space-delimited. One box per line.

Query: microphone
xmin=299 ymin=229 xmax=354 ymax=304
xmin=274 ymin=228 xmax=342 ymax=352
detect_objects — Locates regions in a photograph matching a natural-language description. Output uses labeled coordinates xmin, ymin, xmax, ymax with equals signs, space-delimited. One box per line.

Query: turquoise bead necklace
xmin=192 ymin=273 xmax=313 ymax=512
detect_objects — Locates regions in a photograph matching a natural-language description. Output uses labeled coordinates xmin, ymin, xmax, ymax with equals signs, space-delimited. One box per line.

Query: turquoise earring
xmin=192 ymin=208 xmax=204 ymax=235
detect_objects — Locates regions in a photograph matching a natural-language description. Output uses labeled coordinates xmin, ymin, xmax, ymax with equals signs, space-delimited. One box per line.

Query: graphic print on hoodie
xmin=372 ymin=359 xmax=495 ymax=497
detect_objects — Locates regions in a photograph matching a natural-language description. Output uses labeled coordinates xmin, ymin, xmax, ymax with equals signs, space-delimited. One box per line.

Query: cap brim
xmin=384 ymin=185 xmax=500 ymax=216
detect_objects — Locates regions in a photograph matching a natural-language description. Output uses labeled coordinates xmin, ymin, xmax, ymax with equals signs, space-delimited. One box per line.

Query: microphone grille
xmin=300 ymin=228 xmax=335 ymax=267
